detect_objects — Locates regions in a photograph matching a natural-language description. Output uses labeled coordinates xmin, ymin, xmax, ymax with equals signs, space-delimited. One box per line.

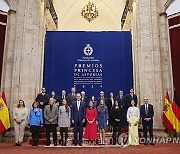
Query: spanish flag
xmin=0 ymin=91 xmax=10 ymax=133
xmin=172 ymin=90 xmax=180 ymax=122
xmin=162 ymin=92 xmax=180 ymax=132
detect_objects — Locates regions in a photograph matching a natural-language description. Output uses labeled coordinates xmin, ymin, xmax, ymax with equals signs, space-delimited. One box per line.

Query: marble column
xmin=131 ymin=0 xmax=173 ymax=130
xmin=1 ymin=0 xmax=47 ymax=122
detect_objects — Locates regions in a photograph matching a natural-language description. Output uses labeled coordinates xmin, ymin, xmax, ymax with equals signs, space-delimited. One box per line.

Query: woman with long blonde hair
xmin=97 ymin=99 xmax=109 ymax=145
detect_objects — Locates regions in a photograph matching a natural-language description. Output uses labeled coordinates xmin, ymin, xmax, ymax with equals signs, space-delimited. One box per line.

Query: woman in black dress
xmin=111 ymin=100 xmax=123 ymax=145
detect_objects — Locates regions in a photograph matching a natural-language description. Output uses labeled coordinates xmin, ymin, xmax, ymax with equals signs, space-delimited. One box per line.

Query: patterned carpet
xmin=0 ymin=143 xmax=180 ymax=154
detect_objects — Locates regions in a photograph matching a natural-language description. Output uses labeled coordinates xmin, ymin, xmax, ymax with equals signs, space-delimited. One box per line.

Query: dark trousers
xmin=112 ymin=122 xmax=122 ymax=144
xmin=142 ymin=121 xmax=153 ymax=143
xmin=60 ymin=127 xmax=68 ymax=146
xmin=46 ymin=124 xmax=57 ymax=145
xmin=32 ymin=133 xmax=39 ymax=146
xmin=74 ymin=121 xmax=83 ymax=145
xmin=30 ymin=125 xmax=40 ymax=146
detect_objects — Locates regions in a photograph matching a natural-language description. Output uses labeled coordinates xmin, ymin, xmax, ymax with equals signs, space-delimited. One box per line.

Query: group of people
xmin=13 ymin=87 xmax=154 ymax=147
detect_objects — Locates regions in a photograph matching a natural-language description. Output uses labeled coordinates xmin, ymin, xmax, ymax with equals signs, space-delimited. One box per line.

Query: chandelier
xmin=81 ymin=1 xmax=99 ymax=23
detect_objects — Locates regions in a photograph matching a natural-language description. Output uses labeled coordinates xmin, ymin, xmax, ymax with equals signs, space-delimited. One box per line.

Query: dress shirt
xmin=77 ymin=100 xmax=80 ymax=110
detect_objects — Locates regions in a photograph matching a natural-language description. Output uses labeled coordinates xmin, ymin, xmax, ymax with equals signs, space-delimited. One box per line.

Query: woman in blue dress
xmin=97 ymin=99 xmax=109 ymax=145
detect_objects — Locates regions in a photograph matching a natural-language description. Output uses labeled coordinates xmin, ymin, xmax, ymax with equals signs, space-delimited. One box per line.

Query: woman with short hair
xmin=28 ymin=102 xmax=43 ymax=146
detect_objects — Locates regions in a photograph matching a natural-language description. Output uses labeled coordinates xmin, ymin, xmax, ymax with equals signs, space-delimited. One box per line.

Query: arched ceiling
xmin=53 ymin=0 xmax=126 ymax=30
xmin=0 ymin=0 xmax=10 ymax=12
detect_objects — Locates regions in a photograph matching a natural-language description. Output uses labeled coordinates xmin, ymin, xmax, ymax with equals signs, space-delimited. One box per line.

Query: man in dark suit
xmin=67 ymin=87 xmax=76 ymax=107
xmin=97 ymin=91 xmax=107 ymax=106
xmin=116 ymin=90 xmax=128 ymax=126
xmin=116 ymin=90 xmax=126 ymax=108
xmin=36 ymin=87 xmax=49 ymax=109
xmin=107 ymin=92 xmax=116 ymax=127
xmin=71 ymin=93 xmax=86 ymax=146
xmin=126 ymin=88 xmax=138 ymax=107
xmin=81 ymin=91 xmax=88 ymax=107
xmin=58 ymin=90 xmax=68 ymax=106
xmin=140 ymin=97 xmax=154 ymax=145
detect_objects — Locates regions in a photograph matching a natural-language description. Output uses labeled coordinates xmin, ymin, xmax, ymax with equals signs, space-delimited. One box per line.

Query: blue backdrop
xmin=44 ymin=31 xmax=133 ymax=98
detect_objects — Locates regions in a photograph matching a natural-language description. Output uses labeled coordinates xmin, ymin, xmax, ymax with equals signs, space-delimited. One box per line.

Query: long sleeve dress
xmin=127 ymin=106 xmax=140 ymax=145
xmin=58 ymin=106 xmax=71 ymax=128
xmin=84 ymin=108 xmax=98 ymax=140
xmin=97 ymin=106 xmax=109 ymax=130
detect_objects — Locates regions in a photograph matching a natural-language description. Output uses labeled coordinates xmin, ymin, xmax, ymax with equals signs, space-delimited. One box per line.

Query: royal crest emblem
xmin=0 ymin=102 xmax=4 ymax=110
xmin=84 ymin=44 xmax=93 ymax=56
xmin=164 ymin=103 xmax=170 ymax=113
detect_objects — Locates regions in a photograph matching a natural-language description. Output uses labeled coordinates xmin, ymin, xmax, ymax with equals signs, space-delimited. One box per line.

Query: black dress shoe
xmin=54 ymin=143 xmax=57 ymax=146
xmin=14 ymin=143 xmax=19 ymax=146
xmin=74 ymin=143 xmax=77 ymax=146
xmin=46 ymin=143 xmax=50 ymax=146
xmin=79 ymin=143 xmax=82 ymax=146
xmin=150 ymin=143 xmax=155 ymax=145
xmin=144 ymin=143 xmax=148 ymax=145
xmin=35 ymin=142 xmax=38 ymax=146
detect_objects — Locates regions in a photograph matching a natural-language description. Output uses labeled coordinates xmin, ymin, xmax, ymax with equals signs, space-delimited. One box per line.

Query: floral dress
xmin=97 ymin=106 xmax=109 ymax=129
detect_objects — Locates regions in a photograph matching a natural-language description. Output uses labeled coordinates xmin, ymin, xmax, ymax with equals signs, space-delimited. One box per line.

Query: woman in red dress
xmin=84 ymin=101 xmax=98 ymax=145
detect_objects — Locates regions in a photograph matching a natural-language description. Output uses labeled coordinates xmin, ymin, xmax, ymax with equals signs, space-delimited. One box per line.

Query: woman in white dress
xmin=13 ymin=100 xmax=28 ymax=146
xmin=127 ymin=100 xmax=140 ymax=145
xmin=58 ymin=99 xmax=71 ymax=146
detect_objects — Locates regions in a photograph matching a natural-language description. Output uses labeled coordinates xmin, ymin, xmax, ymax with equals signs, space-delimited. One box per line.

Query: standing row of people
xmin=36 ymin=87 xmax=138 ymax=127
xmin=36 ymin=87 xmax=137 ymax=108
xmin=13 ymin=87 xmax=154 ymax=147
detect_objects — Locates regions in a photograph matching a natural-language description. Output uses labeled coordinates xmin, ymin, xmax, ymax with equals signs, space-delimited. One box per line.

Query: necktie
xmin=77 ymin=101 xmax=80 ymax=110
xmin=145 ymin=104 xmax=148 ymax=114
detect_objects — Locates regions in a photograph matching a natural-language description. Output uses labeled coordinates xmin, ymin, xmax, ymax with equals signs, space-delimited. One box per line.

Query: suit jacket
xmin=36 ymin=93 xmax=49 ymax=109
xmin=58 ymin=95 xmax=68 ymax=106
xmin=81 ymin=96 xmax=88 ymax=107
xmin=71 ymin=101 xmax=86 ymax=122
xmin=140 ymin=104 xmax=154 ymax=123
xmin=116 ymin=95 xmax=126 ymax=108
xmin=67 ymin=93 xmax=76 ymax=106
xmin=44 ymin=104 xmax=58 ymax=124
xmin=126 ymin=93 xmax=138 ymax=107
xmin=28 ymin=108 xmax=43 ymax=126
xmin=107 ymin=98 xmax=116 ymax=112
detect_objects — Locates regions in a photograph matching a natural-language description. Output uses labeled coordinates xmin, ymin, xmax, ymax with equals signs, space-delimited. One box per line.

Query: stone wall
xmin=0 ymin=0 xmax=175 ymax=134
xmin=1 ymin=0 xmax=57 ymax=125
xmin=124 ymin=0 xmax=173 ymax=130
